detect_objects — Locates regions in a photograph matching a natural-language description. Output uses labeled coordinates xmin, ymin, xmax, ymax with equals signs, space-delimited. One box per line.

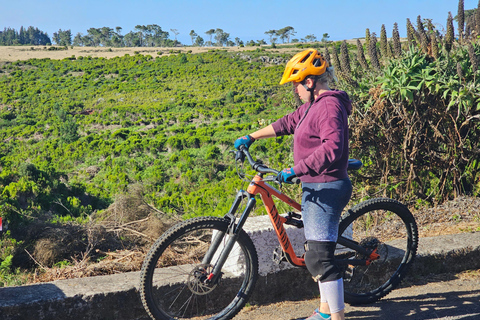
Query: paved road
xmin=234 ymin=272 xmax=480 ymax=320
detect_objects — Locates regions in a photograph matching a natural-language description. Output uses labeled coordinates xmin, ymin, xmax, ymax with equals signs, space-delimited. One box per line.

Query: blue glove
xmin=277 ymin=168 xmax=296 ymax=184
xmin=234 ymin=135 xmax=255 ymax=150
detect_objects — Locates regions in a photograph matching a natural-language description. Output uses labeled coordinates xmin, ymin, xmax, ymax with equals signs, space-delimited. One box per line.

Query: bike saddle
xmin=347 ymin=159 xmax=363 ymax=171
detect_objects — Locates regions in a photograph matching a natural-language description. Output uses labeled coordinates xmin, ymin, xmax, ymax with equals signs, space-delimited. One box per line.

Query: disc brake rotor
xmin=187 ymin=264 xmax=218 ymax=295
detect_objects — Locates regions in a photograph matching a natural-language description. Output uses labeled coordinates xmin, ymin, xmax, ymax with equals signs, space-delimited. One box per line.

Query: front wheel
xmin=140 ymin=217 xmax=259 ymax=320
xmin=337 ymin=198 xmax=418 ymax=305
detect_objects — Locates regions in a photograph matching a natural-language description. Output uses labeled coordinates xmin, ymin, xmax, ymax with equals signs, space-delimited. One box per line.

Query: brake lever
xmin=235 ymin=150 xmax=245 ymax=163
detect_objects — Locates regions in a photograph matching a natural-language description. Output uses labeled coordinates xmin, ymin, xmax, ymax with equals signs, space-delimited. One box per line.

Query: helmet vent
xmin=300 ymin=52 xmax=312 ymax=63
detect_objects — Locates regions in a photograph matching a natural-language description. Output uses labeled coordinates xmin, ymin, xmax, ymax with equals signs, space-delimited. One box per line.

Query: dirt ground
xmin=0 ymin=45 xmax=298 ymax=62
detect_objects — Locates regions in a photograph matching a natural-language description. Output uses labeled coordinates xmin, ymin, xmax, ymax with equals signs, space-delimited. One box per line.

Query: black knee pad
xmin=304 ymin=241 xmax=341 ymax=283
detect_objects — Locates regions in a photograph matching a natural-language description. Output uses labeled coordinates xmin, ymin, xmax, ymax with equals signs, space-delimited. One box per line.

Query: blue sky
xmin=1 ymin=0 xmax=478 ymax=44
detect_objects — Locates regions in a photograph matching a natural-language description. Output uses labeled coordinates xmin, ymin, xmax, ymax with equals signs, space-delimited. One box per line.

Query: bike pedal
xmin=272 ymin=247 xmax=287 ymax=264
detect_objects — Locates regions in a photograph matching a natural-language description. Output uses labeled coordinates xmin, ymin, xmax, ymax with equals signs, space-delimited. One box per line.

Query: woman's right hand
xmin=234 ymin=135 xmax=255 ymax=150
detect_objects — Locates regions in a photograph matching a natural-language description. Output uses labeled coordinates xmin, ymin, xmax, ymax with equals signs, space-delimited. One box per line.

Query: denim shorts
xmin=301 ymin=178 xmax=352 ymax=242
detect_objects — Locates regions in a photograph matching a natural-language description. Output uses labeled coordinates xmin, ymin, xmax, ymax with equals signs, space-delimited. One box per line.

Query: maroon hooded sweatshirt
xmin=271 ymin=90 xmax=352 ymax=183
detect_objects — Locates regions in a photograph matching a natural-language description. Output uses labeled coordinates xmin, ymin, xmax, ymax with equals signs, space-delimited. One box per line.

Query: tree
xmin=111 ymin=28 xmax=124 ymax=47
xmin=61 ymin=30 xmax=72 ymax=46
xmin=123 ymin=31 xmax=141 ymax=47
xmin=100 ymin=27 xmax=113 ymax=46
xmin=321 ymin=33 xmax=330 ymax=49
xmin=134 ymin=25 xmax=147 ymax=46
xmin=18 ymin=26 xmax=26 ymax=44
xmin=52 ymin=31 xmax=61 ymax=45
xmin=195 ymin=35 xmax=204 ymax=47
xmin=214 ymin=28 xmax=229 ymax=46
xmin=148 ymin=24 xmax=169 ymax=46
xmin=6 ymin=26 xmax=52 ymax=45
xmin=234 ymin=37 xmax=243 ymax=46
xmin=277 ymin=26 xmax=296 ymax=43
xmin=170 ymin=29 xmax=179 ymax=46
xmin=205 ymin=29 xmax=215 ymax=45
xmin=86 ymin=28 xmax=102 ymax=46
xmin=189 ymin=30 xmax=197 ymax=45
xmin=264 ymin=30 xmax=277 ymax=44
xmin=284 ymin=26 xmax=296 ymax=43
xmin=304 ymin=34 xmax=317 ymax=43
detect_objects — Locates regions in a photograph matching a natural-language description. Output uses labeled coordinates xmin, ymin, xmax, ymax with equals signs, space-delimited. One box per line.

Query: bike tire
xmin=140 ymin=216 xmax=259 ymax=320
xmin=338 ymin=198 xmax=418 ymax=305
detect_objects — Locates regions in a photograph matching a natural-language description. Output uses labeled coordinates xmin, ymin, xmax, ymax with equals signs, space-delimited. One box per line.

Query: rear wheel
xmin=337 ymin=198 xmax=418 ymax=305
xmin=140 ymin=217 xmax=258 ymax=320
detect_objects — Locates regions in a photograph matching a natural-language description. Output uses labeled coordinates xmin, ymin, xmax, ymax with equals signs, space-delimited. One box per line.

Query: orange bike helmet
xmin=279 ymin=49 xmax=329 ymax=85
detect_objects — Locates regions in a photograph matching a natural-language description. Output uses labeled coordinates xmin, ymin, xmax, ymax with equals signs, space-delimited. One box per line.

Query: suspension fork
xmin=201 ymin=190 xmax=256 ymax=283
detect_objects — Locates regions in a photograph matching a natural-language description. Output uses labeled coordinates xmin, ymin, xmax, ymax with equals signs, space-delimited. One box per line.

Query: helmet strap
xmin=302 ymin=76 xmax=317 ymax=103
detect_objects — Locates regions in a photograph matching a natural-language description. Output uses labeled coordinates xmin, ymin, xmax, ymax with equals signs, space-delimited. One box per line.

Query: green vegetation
xmin=0 ymin=48 xmax=302 ymax=284
xmin=0 ymin=50 xmax=297 ymax=223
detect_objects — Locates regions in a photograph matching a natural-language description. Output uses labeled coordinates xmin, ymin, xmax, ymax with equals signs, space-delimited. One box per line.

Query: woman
xmin=234 ymin=49 xmax=352 ymax=320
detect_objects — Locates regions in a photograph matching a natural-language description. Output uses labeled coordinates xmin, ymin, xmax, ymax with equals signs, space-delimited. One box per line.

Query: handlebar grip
xmin=291 ymin=177 xmax=301 ymax=185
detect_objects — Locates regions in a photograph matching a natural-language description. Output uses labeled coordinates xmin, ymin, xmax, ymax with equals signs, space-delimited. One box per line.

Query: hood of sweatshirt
xmin=316 ymin=89 xmax=352 ymax=115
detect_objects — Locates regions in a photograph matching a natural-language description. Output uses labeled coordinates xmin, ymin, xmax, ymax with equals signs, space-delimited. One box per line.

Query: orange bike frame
xmin=246 ymin=174 xmax=305 ymax=267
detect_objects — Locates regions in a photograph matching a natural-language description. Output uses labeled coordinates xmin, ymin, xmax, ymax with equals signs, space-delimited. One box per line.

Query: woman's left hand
xmin=277 ymin=168 xmax=296 ymax=184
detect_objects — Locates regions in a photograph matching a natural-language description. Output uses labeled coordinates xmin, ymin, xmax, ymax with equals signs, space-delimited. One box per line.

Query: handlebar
xmin=234 ymin=146 xmax=363 ymax=185
xmin=235 ymin=146 xmax=301 ymax=184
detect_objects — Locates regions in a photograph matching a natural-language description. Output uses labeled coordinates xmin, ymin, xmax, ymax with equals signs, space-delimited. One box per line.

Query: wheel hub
xmin=358 ymin=237 xmax=388 ymax=264
xmin=187 ymin=264 xmax=218 ymax=295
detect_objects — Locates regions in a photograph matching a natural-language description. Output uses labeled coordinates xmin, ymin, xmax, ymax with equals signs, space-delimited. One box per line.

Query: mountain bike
xmin=139 ymin=147 xmax=418 ymax=320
